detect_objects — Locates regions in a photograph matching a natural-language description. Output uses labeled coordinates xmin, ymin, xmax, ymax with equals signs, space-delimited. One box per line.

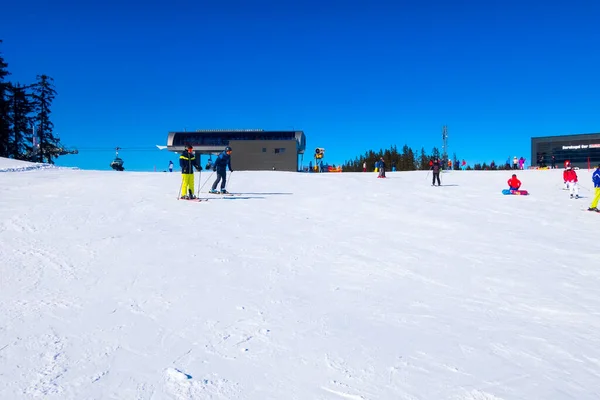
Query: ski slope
xmin=1 ymin=158 xmax=599 ymax=400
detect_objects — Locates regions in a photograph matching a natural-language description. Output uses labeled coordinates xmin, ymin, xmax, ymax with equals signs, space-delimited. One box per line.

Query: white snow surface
xmin=1 ymin=159 xmax=599 ymax=399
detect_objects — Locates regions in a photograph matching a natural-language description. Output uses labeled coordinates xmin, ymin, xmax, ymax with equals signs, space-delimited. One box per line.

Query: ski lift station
xmin=161 ymin=129 xmax=307 ymax=172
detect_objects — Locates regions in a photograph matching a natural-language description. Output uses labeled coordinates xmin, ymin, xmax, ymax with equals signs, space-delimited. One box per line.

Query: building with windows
xmin=531 ymin=133 xmax=600 ymax=169
xmin=165 ymin=129 xmax=306 ymax=171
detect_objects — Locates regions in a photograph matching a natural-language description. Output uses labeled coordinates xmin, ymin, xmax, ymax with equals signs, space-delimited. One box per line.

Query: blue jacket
xmin=213 ymin=151 xmax=232 ymax=172
xmin=593 ymin=168 xmax=600 ymax=188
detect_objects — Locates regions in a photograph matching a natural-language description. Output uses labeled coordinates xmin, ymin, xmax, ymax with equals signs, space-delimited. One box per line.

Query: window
xmin=274 ymin=148 xmax=286 ymax=154
xmin=262 ymin=148 xmax=267 ymax=152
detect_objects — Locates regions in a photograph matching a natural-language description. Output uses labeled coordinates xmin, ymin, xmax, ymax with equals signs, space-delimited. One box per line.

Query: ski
xmin=207 ymin=192 xmax=239 ymax=196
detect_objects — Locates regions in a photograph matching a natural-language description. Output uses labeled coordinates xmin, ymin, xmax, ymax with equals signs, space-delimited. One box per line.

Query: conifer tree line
xmin=0 ymin=40 xmax=64 ymax=164
xmin=341 ymin=144 xmax=523 ymax=172
xmin=341 ymin=144 xmax=466 ymax=172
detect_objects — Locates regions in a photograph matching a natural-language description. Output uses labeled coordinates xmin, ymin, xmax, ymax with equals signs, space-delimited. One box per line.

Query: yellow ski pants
xmin=181 ymin=174 xmax=195 ymax=197
xmin=591 ymin=187 xmax=600 ymax=209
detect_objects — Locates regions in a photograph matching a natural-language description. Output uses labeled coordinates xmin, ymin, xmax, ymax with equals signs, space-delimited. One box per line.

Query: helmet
xmin=187 ymin=144 xmax=193 ymax=150
xmin=225 ymin=146 xmax=232 ymax=152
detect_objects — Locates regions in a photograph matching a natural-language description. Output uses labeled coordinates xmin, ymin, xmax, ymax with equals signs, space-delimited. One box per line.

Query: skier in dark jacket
xmin=377 ymin=157 xmax=386 ymax=178
xmin=210 ymin=146 xmax=233 ymax=193
xmin=431 ymin=159 xmax=441 ymax=186
xmin=179 ymin=145 xmax=202 ymax=199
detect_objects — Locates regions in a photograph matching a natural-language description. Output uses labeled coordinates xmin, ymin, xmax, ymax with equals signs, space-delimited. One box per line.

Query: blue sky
xmin=2 ymin=0 xmax=600 ymax=171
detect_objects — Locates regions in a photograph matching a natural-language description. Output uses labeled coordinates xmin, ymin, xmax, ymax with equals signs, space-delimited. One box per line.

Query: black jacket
xmin=179 ymin=150 xmax=201 ymax=174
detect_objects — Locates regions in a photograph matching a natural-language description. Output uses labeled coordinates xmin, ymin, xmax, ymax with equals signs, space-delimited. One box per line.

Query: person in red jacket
xmin=507 ymin=174 xmax=521 ymax=190
xmin=563 ymin=164 xmax=579 ymax=199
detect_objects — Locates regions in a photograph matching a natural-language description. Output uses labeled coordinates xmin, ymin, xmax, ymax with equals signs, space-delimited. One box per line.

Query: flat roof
xmin=532 ymin=132 xmax=600 ymax=140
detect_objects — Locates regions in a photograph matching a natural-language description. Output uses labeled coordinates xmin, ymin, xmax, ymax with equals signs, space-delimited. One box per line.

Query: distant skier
xmin=378 ymin=157 xmax=386 ymax=178
xmin=210 ymin=146 xmax=233 ymax=194
xmin=168 ymin=160 xmax=174 ymax=172
xmin=179 ymin=145 xmax=201 ymax=199
xmin=431 ymin=159 xmax=441 ymax=186
xmin=588 ymin=164 xmax=600 ymax=211
xmin=563 ymin=164 xmax=579 ymax=199
xmin=518 ymin=157 xmax=525 ymax=170
xmin=507 ymin=174 xmax=521 ymax=190
xmin=363 ymin=161 xmax=367 ymax=172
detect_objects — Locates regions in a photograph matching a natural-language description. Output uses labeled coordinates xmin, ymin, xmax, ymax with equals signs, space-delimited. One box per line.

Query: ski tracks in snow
xmin=23 ymin=332 xmax=68 ymax=397
xmin=163 ymin=367 xmax=242 ymax=400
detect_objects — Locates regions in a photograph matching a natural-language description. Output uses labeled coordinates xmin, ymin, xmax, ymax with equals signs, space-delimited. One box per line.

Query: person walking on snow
xmin=179 ymin=145 xmax=202 ymax=199
xmin=431 ymin=159 xmax=441 ymax=186
xmin=378 ymin=157 xmax=386 ymax=178
xmin=363 ymin=161 xmax=367 ymax=172
xmin=168 ymin=160 xmax=174 ymax=172
xmin=563 ymin=164 xmax=579 ymax=199
xmin=210 ymin=146 xmax=233 ymax=193
xmin=507 ymin=174 xmax=521 ymax=190
xmin=588 ymin=164 xmax=600 ymax=211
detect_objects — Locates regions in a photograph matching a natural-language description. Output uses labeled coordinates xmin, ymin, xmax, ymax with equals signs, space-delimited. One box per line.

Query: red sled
xmin=502 ymin=189 xmax=529 ymax=196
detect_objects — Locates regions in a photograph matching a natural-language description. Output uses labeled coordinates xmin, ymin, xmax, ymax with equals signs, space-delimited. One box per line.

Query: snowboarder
xmin=363 ymin=161 xmax=367 ymax=172
xmin=588 ymin=164 xmax=600 ymax=211
xmin=210 ymin=146 xmax=233 ymax=193
xmin=431 ymin=159 xmax=441 ymax=186
xmin=179 ymin=145 xmax=201 ymax=199
xmin=168 ymin=160 xmax=174 ymax=172
xmin=563 ymin=164 xmax=579 ymax=199
xmin=507 ymin=174 xmax=521 ymax=190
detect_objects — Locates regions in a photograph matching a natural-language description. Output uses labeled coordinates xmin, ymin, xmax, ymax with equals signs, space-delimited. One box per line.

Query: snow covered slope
xmin=0 ymin=163 xmax=598 ymax=399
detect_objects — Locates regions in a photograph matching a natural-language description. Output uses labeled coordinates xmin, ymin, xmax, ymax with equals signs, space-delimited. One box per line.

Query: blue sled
xmin=502 ymin=189 xmax=529 ymax=196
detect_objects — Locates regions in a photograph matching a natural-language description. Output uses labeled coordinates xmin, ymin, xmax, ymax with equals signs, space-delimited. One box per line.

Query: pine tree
xmin=418 ymin=147 xmax=429 ymax=170
xmin=31 ymin=74 xmax=58 ymax=163
xmin=452 ymin=152 xmax=459 ymax=170
xmin=7 ymin=83 xmax=34 ymax=159
xmin=0 ymin=40 xmax=11 ymax=158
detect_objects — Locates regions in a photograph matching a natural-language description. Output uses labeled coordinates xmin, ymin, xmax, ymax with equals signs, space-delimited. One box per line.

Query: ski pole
xmin=199 ymin=171 xmax=214 ymax=193
xmin=177 ymin=176 xmax=183 ymax=199
xmin=196 ymin=168 xmax=201 ymax=198
xmin=225 ymin=171 xmax=234 ymax=191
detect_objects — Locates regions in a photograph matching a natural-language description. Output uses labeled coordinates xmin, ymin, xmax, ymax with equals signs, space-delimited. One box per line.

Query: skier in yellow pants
xmin=180 ymin=145 xmax=202 ymax=199
xmin=588 ymin=164 xmax=600 ymax=212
